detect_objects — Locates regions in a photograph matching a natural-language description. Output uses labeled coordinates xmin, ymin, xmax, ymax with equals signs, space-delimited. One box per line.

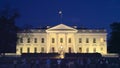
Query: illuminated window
xmin=79 ymin=47 xmax=82 ymax=53
xmin=41 ymin=47 xmax=44 ymax=52
xmin=27 ymin=38 xmax=30 ymax=43
xmin=68 ymin=38 xmax=71 ymax=43
xmin=86 ymin=48 xmax=89 ymax=53
xmin=100 ymin=38 xmax=104 ymax=43
xmin=93 ymin=48 xmax=96 ymax=53
xmin=52 ymin=38 xmax=55 ymax=43
xmin=101 ymin=48 xmax=103 ymax=51
xmin=69 ymin=47 xmax=72 ymax=53
xmin=20 ymin=38 xmax=23 ymax=43
xmin=93 ymin=38 xmax=96 ymax=43
xmin=41 ymin=38 xmax=44 ymax=43
xmin=86 ymin=38 xmax=89 ymax=43
xmin=60 ymin=38 xmax=63 ymax=43
xmin=27 ymin=47 xmax=30 ymax=53
xmin=20 ymin=47 xmax=22 ymax=54
xmin=79 ymin=38 xmax=82 ymax=43
xmin=34 ymin=38 xmax=37 ymax=43
xmin=34 ymin=47 xmax=37 ymax=53
xmin=52 ymin=47 xmax=55 ymax=53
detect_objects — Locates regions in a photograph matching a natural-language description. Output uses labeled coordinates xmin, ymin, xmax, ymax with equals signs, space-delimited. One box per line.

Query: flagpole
xmin=59 ymin=11 xmax=63 ymax=24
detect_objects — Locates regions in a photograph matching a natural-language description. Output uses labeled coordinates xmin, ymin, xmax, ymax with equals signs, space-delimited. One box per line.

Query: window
xmin=34 ymin=38 xmax=37 ymax=43
xmin=86 ymin=38 xmax=89 ymax=43
xmin=41 ymin=38 xmax=44 ymax=43
xmin=34 ymin=47 xmax=37 ymax=53
xmin=27 ymin=48 xmax=30 ymax=53
xmin=68 ymin=38 xmax=71 ymax=43
xmin=79 ymin=38 xmax=82 ymax=43
xmin=20 ymin=47 xmax=22 ymax=54
xmin=79 ymin=47 xmax=82 ymax=53
xmin=93 ymin=48 xmax=96 ymax=53
xmin=41 ymin=47 xmax=44 ymax=52
xmin=101 ymin=48 xmax=103 ymax=51
xmin=20 ymin=38 xmax=23 ymax=43
xmin=100 ymin=38 xmax=104 ymax=43
xmin=52 ymin=38 xmax=55 ymax=43
xmin=86 ymin=48 xmax=89 ymax=53
xmin=60 ymin=38 xmax=63 ymax=43
xmin=52 ymin=47 xmax=55 ymax=53
xmin=69 ymin=47 xmax=72 ymax=53
xmin=93 ymin=38 xmax=96 ymax=43
xmin=27 ymin=38 xmax=30 ymax=43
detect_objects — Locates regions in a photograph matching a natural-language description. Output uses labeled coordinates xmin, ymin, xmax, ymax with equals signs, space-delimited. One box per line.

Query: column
xmin=73 ymin=33 xmax=77 ymax=53
xmin=47 ymin=33 xmax=50 ymax=53
xmin=56 ymin=33 xmax=58 ymax=53
xmin=65 ymin=33 xmax=68 ymax=53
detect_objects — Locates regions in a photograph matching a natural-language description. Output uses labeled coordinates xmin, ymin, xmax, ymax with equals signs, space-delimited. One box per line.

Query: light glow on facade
xmin=16 ymin=24 xmax=107 ymax=55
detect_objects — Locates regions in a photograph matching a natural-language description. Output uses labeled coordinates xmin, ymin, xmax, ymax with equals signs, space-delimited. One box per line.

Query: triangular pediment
xmin=46 ymin=24 xmax=78 ymax=32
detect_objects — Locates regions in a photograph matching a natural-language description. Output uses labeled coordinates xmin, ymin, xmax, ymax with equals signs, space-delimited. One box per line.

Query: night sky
xmin=1 ymin=0 xmax=120 ymax=33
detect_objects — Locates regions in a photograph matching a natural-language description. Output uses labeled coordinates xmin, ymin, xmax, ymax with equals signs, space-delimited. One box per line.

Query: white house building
xmin=16 ymin=24 xmax=107 ymax=55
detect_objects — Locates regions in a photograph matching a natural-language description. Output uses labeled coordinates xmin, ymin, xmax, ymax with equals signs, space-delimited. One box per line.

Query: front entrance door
xmin=59 ymin=46 xmax=64 ymax=54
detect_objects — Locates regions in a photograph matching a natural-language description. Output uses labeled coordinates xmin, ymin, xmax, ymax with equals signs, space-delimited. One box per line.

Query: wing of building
xmin=16 ymin=24 xmax=107 ymax=55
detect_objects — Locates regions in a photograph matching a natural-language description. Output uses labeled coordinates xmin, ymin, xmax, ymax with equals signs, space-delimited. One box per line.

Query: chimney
xmin=47 ymin=26 xmax=50 ymax=28
xmin=73 ymin=26 xmax=77 ymax=28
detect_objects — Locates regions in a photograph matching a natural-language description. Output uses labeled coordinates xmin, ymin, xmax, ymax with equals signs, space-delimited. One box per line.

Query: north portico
xmin=46 ymin=24 xmax=78 ymax=53
xmin=16 ymin=24 xmax=107 ymax=55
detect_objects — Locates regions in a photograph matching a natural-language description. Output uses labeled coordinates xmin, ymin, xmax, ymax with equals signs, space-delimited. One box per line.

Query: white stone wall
xmin=16 ymin=32 xmax=107 ymax=55
xmin=16 ymin=24 xmax=107 ymax=55
xmin=76 ymin=33 xmax=107 ymax=54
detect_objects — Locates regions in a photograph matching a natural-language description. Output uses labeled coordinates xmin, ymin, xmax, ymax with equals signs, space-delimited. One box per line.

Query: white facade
xmin=16 ymin=24 xmax=107 ymax=55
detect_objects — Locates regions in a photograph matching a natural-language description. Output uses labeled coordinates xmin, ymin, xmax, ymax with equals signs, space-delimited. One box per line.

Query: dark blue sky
xmin=1 ymin=0 xmax=120 ymax=32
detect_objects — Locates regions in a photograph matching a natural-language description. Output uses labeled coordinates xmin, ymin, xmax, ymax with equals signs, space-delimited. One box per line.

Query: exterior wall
xmin=16 ymin=32 xmax=107 ymax=55
xmin=16 ymin=24 xmax=107 ymax=55
xmin=16 ymin=33 xmax=47 ymax=55
xmin=75 ymin=33 xmax=107 ymax=54
xmin=46 ymin=33 xmax=76 ymax=53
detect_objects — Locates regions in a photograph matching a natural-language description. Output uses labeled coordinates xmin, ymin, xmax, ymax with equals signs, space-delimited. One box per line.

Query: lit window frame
xmin=86 ymin=38 xmax=89 ymax=43
xmin=34 ymin=38 xmax=37 ymax=43
xmin=60 ymin=38 xmax=63 ymax=43
xmin=93 ymin=38 xmax=96 ymax=43
xmin=27 ymin=38 xmax=30 ymax=43
xmin=41 ymin=38 xmax=44 ymax=43
xmin=52 ymin=38 xmax=55 ymax=43
xmin=68 ymin=38 xmax=71 ymax=43
xmin=79 ymin=38 xmax=82 ymax=43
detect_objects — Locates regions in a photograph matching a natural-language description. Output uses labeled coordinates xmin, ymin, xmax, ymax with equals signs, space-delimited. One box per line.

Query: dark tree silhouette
xmin=108 ymin=22 xmax=120 ymax=53
xmin=0 ymin=7 xmax=20 ymax=53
